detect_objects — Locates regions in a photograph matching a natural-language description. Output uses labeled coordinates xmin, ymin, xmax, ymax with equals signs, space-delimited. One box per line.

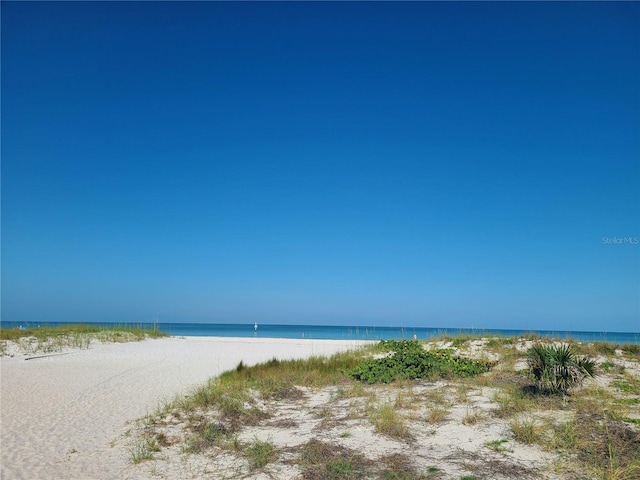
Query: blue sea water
xmin=1 ymin=321 xmax=639 ymax=345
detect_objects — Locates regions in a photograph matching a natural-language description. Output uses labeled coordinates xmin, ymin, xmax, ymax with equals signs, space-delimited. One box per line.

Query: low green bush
xmin=348 ymin=340 xmax=494 ymax=384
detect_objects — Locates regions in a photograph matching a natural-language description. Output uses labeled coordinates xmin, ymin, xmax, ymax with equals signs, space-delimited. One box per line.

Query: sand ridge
xmin=0 ymin=336 xmax=364 ymax=480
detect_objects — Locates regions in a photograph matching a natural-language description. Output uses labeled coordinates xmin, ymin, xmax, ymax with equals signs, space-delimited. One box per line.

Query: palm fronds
xmin=526 ymin=343 xmax=597 ymax=394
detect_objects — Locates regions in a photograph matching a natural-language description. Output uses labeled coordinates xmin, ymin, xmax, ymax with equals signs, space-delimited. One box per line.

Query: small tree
xmin=526 ymin=343 xmax=596 ymax=395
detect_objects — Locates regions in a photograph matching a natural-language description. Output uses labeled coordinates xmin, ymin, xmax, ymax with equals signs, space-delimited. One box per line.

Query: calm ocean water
xmin=1 ymin=321 xmax=639 ymax=344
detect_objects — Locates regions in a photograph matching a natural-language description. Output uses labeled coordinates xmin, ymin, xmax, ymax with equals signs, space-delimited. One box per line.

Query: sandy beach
xmin=3 ymin=335 xmax=639 ymax=480
xmin=0 ymin=336 xmax=363 ymax=480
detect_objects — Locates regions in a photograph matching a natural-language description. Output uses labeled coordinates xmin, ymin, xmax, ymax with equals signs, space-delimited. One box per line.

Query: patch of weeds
xmin=326 ymin=459 xmax=354 ymax=478
xmin=549 ymin=418 xmax=578 ymax=451
xmin=317 ymin=405 xmax=333 ymax=420
xmin=510 ymin=418 xmax=542 ymax=445
xmin=331 ymin=387 xmax=347 ymax=401
xmin=394 ymin=389 xmax=417 ymax=409
xmin=339 ymin=431 xmax=352 ymax=438
xmin=298 ymin=439 xmax=370 ymax=480
xmin=621 ymin=343 xmax=640 ymax=356
xmin=185 ymin=420 xmax=235 ymax=453
xmin=485 ymin=439 xmax=512 ymax=453
xmin=493 ymin=383 xmax=561 ymax=418
xmin=426 ymin=406 xmax=449 ymax=424
xmin=573 ymin=387 xmax=625 ymax=420
xmin=244 ymin=437 xmax=276 ymax=470
xmin=154 ymin=432 xmax=172 ymax=447
xmin=346 ymin=382 xmax=370 ymax=399
xmin=269 ymin=417 xmax=298 ymax=428
xmin=128 ymin=438 xmax=159 ymax=464
xmin=256 ymin=378 xmax=303 ymax=401
xmin=623 ymin=417 xmax=640 ymax=427
xmin=549 ymin=413 xmax=640 ymax=479
xmin=599 ymin=361 xmax=615 ymax=373
xmin=462 ymin=407 xmax=482 ymax=425
xmin=612 ymin=380 xmax=640 ymax=395
xmin=493 ymin=389 xmax=526 ymax=418
xmin=381 ymin=453 xmax=430 ymax=479
xmin=425 ymin=387 xmax=450 ymax=407
xmin=588 ymin=342 xmax=617 ymax=356
xmin=455 ymin=384 xmax=471 ymax=403
xmin=370 ymin=403 xmax=410 ymax=438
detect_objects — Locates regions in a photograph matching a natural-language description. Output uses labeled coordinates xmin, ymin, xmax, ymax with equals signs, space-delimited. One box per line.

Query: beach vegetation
xmin=348 ymin=340 xmax=494 ymax=384
xmin=510 ymin=417 xmax=543 ymax=445
xmin=244 ymin=437 xmax=276 ymax=469
xmin=492 ymin=385 xmax=537 ymax=418
xmin=455 ymin=384 xmax=471 ymax=403
xmin=426 ymin=406 xmax=449 ymax=424
xmin=612 ymin=377 xmax=640 ymax=395
xmin=621 ymin=343 xmax=640 ymax=356
xmin=298 ymin=439 xmax=369 ymax=480
xmin=128 ymin=437 xmax=160 ymax=464
xmin=125 ymin=336 xmax=639 ymax=478
xmin=462 ymin=407 xmax=482 ymax=425
xmin=484 ymin=438 xmax=512 ymax=453
xmin=424 ymin=387 xmax=451 ymax=407
xmin=183 ymin=415 xmax=241 ymax=454
xmin=0 ymin=323 xmax=166 ymax=356
xmin=600 ymin=361 xmax=616 ymax=373
xmin=548 ymin=413 xmax=640 ymax=480
xmin=380 ymin=453 xmax=433 ymax=479
xmin=369 ymin=402 xmax=410 ymax=438
xmin=526 ymin=343 xmax=597 ymax=395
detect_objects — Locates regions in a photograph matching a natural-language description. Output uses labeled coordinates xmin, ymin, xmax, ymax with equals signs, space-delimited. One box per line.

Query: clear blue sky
xmin=2 ymin=2 xmax=639 ymax=332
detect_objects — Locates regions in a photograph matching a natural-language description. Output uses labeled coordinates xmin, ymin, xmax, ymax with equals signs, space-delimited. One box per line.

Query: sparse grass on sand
xmin=0 ymin=323 xmax=166 ymax=356
xmin=123 ymin=335 xmax=640 ymax=480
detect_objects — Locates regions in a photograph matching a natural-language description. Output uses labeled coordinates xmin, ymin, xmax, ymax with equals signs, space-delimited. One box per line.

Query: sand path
xmin=0 ymin=336 xmax=362 ymax=480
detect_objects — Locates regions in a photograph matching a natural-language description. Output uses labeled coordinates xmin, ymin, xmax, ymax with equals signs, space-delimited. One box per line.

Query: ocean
xmin=1 ymin=321 xmax=639 ymax=345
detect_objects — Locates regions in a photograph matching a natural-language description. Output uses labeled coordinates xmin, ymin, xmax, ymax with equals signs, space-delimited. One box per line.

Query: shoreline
xmin=0 ymin=336 xmax=366 ymax=480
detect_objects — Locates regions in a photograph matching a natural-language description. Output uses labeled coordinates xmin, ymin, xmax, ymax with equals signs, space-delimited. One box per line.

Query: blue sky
xmin=2 ymin=2 xmax=639 ymax=332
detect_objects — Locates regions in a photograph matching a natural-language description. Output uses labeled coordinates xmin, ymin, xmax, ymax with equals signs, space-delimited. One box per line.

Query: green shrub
xmin=348 ymin=340 xmax=494 ymax=384
xmin=526 ymin=343 xmax=596 ymax=395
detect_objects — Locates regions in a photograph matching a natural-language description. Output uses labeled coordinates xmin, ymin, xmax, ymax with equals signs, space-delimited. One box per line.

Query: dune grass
xmin=127 ymin=336 xmax=640 ymax=479
xmin=0 ymin=323 xmax=166 ymax=356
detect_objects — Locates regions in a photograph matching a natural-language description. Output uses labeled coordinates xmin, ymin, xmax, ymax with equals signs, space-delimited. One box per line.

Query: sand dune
xmin=0 ymin=336 xmax=362 ymax=480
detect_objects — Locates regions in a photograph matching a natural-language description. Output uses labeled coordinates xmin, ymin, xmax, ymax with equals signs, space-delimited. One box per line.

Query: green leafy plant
xmin=526 ymin=343 xmax=596 ymax=394
xmin=348 ymin=340 xmax=494 ymax=384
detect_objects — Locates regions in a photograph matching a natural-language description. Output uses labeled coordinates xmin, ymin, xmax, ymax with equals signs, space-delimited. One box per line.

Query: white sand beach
xmin=0 ymin=336 xmax=363 ymax=480
xmin=3 ymin=335 xmax=639 ymax=480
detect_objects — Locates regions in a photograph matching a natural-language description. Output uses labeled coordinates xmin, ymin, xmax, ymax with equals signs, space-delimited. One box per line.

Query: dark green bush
xmin=348 ymin=340 xmax=494 ymax=384
xmin=526 ymin=343 xmax=596 ymax=394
